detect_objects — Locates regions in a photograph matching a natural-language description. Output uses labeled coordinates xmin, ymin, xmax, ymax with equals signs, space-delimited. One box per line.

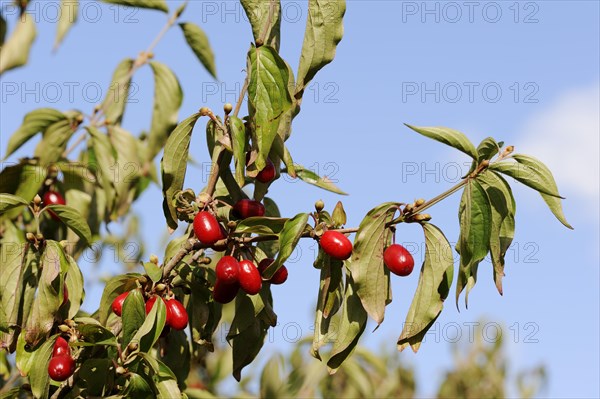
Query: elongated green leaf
xmin=456 ymin=180 xmax=492 ymax=308
xmin=27 ymin=337 xmax=55 ymax=398
xmin=4 ymin=108 xmax=66 ymax=159
xmin=158 ymin=329 xmax=190 ymax=387
xmin=147 ymin=61 xmax=183 ymax=162
xmin=34 ymin=118 xmax=79 ymax=166
xmin=0 ymin=13 xmax=36 ymax=75
xmin=179 ymin=22 xmax=216 ymax=79
xmin=132 ymin=294 xmax=166 ymax=353
xmin=161 ymin=113 xmax=201 ymax=230
xmin=405 ymin=124 xmax=478 ymax=160
xmin=332 ymin=201 xmax=347 ymax=227
xmin=262 ymin=213 xmax=309 ymax=279
xmin=398 ymin=223 xmax=454 ymax=352
xmin=45 ymin=204 xmax=92 ymax=244
xmin=100 ymin=58 xmax=135 ymax=125
xmin=0 ymin=162 xmax=45 ymax=220
xmin=235 ymin=217 xmax=287 ymax=235
xmin=240 ymin=0 xmax=281 ymax=50
xmin=24 ymin=241 xmax=69 ymax=346
xmin=122 ymin=289 xmax=146 ymax=348
xmin=64 ymin=254 xmax=84 ymax=319
xmin=0 ymin=222 xmax=26 ymax=334
xmin=477 ymin=171 xmax=515 ymax=295
xmin=228 ymin=115 xmax=247 ymax=187
xmin=143 ymin=262 xmax=162 ymax=283
xmin=0 ymin=194 xmax=29 ymax=213
xmin=289 ymin=164 xmax=347 ymax=195
xmin=125 ymin=373 xmax=154 ymax=397
xmin=477 ymin=137 xmax=501 ymax=162
xmin=296 ymin=0 xmax=346 ymax=97
xmin=350 ymin=202 xmax=399 ymax=325
xmin=87 ymin=126 xmax=117 ymax=220
xmin=272 ymin=135 xmax=295 ymax=177
xmin=54 ymin=0 xmax=78 ymax=50
xmin=510 ymin=154 xmax=572 ymax=229
xmin=98 ymin=273 xmax=141 ymax=325
xmin=327 ymin=273 xmax=367 ymax=374
xmin=108 ymin=126 xmax=141 ymax=217
xmin=247 ymin=44 xmax=293 ymax=170
xmin=100 ymin=0 xmax=168 ymax=12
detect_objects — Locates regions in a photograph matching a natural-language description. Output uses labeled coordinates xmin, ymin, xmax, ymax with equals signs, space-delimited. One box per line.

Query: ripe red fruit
xmin=212 ymin=280 xmax=239 ymax=304
xmin=43 ymin=191 xmax=66 ymax=220
xmin=111 ymin=291 xmax=129 ymax=317
xmin=52 ymin=337 xmax=70 ymax=358
xmin=256 ymin=159 xmax=276 ymax=183
xmin=215 ymin=256 xmax=240 ymax=285
xmin=270 ymin=266 xmax=288 ymax=285
xmin=238 ymin=260 xmax=262 ymax=295
xmin=193 ymin=211 xmax=223 ymax=245
xmin=233 ymin=199 xmax=265 ymax=219
xmin=320 ymin=231 xmax=353 ymax=260
xmin=48 ymin=355 xmax=75 ymax=381
xmin=257 ymin=258 xmax=274 ymax=277
xmin=383 ymin=244 xmax=415 ymax=276
xmin=165 ymin=299 xmax=188 ymax=330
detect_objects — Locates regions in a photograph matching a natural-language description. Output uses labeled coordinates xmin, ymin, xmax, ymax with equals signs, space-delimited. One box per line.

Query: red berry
xmin=256 ymin=159 xmax=276 ymax=184
xmin=215 ymin=256 xmax=240 ymax=285
xmin=270 ymin=266 xmax=288 ymax=285
xmin=212 ymin=280 xmax=239 ymax=304
xmin=48 ymin=355 xmax=75 ymax=381
xmin=193 ymin=211 xmax=223 ymax=245
xmin=320 ymin=231 xmax=353 ymax=260
xmin=52 ymin=337 xmax=70 ymax=358
xmin=165 ymin=299 xmax=188 ymax=330
xmin=43 ymin=191 xmax=66 ymax=221
xmin=111 ymin=291 xmax=129 ymax=317
xmin=238 ymin=260 xmax=262 ymax=295
xmin=257 ymin=258 xmax=274 ymax=277
xmin=383 ymin=244 xmax=415 ymax=276
xmin=233 ymin=199 xmax=265 ymax=219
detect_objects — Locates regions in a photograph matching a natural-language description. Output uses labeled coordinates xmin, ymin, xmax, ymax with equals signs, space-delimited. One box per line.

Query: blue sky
xmin=1 ymin=1 xmax=599 ymax=397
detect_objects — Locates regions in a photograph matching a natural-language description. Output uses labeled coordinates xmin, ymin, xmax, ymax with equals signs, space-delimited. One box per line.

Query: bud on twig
xmin=149 ymin=254 xmax=159 ymax=264
xmin=315 ymin=200 xmax=325 ymax=212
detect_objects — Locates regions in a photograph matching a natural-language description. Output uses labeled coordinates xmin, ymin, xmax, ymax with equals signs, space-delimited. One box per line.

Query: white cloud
xmin=518 ymin=83 xmax=600 ymax=207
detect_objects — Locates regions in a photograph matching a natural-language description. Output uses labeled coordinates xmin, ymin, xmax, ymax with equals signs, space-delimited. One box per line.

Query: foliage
xmin=0 ymin=0 xmax=569 ymax=397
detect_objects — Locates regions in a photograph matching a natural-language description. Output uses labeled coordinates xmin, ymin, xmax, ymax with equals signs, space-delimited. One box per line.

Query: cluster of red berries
xmin=212 ymin=256 xmax=288 ymax=304
xmin=48 ymin=337 xmax=75 ymax=382
xmin=111 ymin=291 xmax=189 ymax=331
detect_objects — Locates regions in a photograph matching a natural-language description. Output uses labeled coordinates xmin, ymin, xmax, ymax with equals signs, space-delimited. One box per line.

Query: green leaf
xmin=228 ymin=115 xmax=247 ymax=187
xmin=27 ymin=337 xmax=55 ymax=398
xmin=77 ymin=323 xmax=117 ymax=346
xmin=24 ymin=241 xmax=69 ymax=346
xmin=327 ymin=273 xmax=367 ymax=374
xmin=179 ymin=22 xmax=217 ymax=79
xmin=264 ymin=213 xmax=309 ymax=279
xmin=405 ymin=124 xmax=478 ymax=160
xmin=100 ymin=0 xmax=168 ymax=13
xmin=143 ymin=262 xmax=162 ymax=283
xmin=98 ymin=273 xmax=140 ymax=325
xmin=100 ymin=58 xmax=135 ymax=125
xmin=0 ymin=12 xmax=36 ymax=75
xmin=4 ymin=108 xmax=66 ymax=159
xmin=0 ymin=221 xmax=26 ymax=338
xmin=0 ymin=193 xmax=29 ymax=213
xmin=0 ymin=162 xmax=45 ymax=220
xmin=121 ymin=289 xmax=146 ymax=348
xmin=350 ymin=202 xmax=399 ymax=325
xmin=477 ymin=137 xmax=501 ymax=162
xmin=296 ymin=0 xmax=346 ymax=97
xmin=398 ymin=223 xmax=454 ymax=352
xmin=125 ymin=373 xmax=154 ymax=398
xmin=260 ymin=355 xmax=286 ymax=398
xmin=247 ymin=44 xmax=293 ymax=170
xmin=147 ymin=61 xmax=184 ymax=162
xmin=34 ymin=117 xmax=79 ymax=166
xmin=272 ymin=135 xmax=296 ymax=177
xmin=54 ymin=0 xmax=78 ymax=50
xmin=45 ymin=204 xmax=93 ymax=244
xmin=497 ymin=154 xmax=572 ymax=229
xmin=234 ymin=216 xmax=287 ymax=236
xmin=64 ymin=253 xmax=85 ymax=319
xmin=331 ymin=201 xmax=347 ymax=227
xmin=456 ymin=180 xmax=492 ymax=308
xmin=477 ymin=171 xmax=516 ymax=295
xmin=131 ymin=294 xmax=166 ymax=353
xmin=290 ymin=164 xmax=348 ymax=195
xmin=158 ymin=329 xmax=190 ymax=387
xmin=108 ymin=126 xmax=141 ymax=217
xmin=87 ymin=126 xmax=118 ymax=219
xmin=161 ymin=113 xmax=201 ymax=231
xmin=78 ymin=358 xmax=116 ymax=396
xmin=240 ymin=0 xmax=281 ymax=50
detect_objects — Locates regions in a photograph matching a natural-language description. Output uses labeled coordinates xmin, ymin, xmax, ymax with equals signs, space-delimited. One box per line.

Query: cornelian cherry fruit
xmin=320 ymin=231 xmax=353 ymax=260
